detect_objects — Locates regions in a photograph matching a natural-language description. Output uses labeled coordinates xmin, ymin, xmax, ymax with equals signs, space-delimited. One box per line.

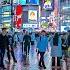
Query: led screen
xmin=2 ymin=12 xmax=11 ymax=17
xmin=19 ymin=0 xmax=26 ymax=5
xmin=13 ymin=0 xmax=26 ymax=5
xmin=27 ymin=0 xmax=39 ymax=5
xmin=43 ymin=0 xmax=54 ymax=10
xmin=2 ymin=5 xmax=11 ymax=11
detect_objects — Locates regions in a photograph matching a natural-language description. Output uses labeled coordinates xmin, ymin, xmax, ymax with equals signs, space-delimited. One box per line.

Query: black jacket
xmin=23 ymin=34 xmax=31 ymax=44
xmin=8 ymin=35 xmax=14 ymax=46
xmin=0 ymin=34 xmax=9 ymax=48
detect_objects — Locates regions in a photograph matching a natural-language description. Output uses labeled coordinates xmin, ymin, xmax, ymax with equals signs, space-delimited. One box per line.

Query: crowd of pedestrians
xmin=0 ymin=27 xmax=70 ymax=69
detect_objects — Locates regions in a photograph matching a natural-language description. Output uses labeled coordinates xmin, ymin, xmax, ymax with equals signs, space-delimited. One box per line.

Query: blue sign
xmin=13 ymin=0 xmax=26 ymax=5
xmin=27 ymin=0 xmax=39 ymax=5
xmin=19 ymin=0 xmax=26 ymax=5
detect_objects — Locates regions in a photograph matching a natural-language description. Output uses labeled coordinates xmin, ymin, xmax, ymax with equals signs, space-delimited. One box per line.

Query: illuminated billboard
xmin=60 ymin=15 xmax=70 ymax=32
xmin=2 ymin=5 xmax=11 ymax=11
xmin=19 ymin=0 xmax=26 ymax=5
xmin=43 ymin=0 xmax=54 ymax=10
xmin=15 ymin=5 xmax=23 ymax=29
xmin=13 ymin=0 xmax=26 ymax=5
xmin=23 ymin=24 xmax=38 ymax=28
xmin=27 ymin=0 xmax=39 ymax=5
xmin=2 ymin=12 xmax=11 ymax=17
xmin=28 ymin=10 xmax=37 ymax=22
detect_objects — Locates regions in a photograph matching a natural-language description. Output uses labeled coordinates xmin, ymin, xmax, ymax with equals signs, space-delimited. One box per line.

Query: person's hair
xmin=2 ymin=28 xmax=7 ymax=31
xmin=41 ymin=30 xmax=46 ymax=33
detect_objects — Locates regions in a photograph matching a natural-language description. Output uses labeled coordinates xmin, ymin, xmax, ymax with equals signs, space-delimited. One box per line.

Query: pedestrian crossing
xmin=2 ymin=43 xmax=70 ymax=70
xmin=3 ymin=43 xmax=52 ymax=70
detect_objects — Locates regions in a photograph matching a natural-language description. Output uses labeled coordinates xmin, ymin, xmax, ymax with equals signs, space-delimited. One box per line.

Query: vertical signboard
xmin=15 ymin=4 xmax=23 ymax=29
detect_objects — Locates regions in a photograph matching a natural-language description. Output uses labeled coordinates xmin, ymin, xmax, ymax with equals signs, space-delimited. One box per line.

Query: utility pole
xmin=11 ymin=0 xmax=14 ymax=31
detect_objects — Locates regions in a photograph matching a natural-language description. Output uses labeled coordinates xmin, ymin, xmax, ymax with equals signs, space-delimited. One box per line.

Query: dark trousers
xmin=0 ymin=47 xmax=5 ymax=67
xmin=14 ymin=41 xmax=17 ymax=47
xmin=39 ymin=51 xmax=45 ymax=66
xmin=24 ymin=43 xmax=30 ymax=55
xmin=7 ymin=46 xmax=16 ymax=62
xmin=52 ymin=57 xmax=62 ymax=66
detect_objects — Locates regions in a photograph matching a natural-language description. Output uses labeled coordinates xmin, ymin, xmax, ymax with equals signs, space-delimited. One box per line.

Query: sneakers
xmin=43 ymin=66 xmax=46 ymax=69
xmin=39 ymin=64 xmax=46 ymax=69
xmin=14 ymin=60 xmax=17 ymax=63
xmin=39 ymin=65 xmax=42 ymax=67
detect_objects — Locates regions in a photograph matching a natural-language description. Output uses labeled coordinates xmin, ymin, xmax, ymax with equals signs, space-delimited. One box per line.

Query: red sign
xmin=16 ymin=5 xmax=23 ymax=15
xmin=15 ymin=5 xmax=23 ymax=29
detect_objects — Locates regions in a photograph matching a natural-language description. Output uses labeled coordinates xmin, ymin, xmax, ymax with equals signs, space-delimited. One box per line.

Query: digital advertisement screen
xmin=43 ymin=0 xmax=54 ymax=10
xmin=15 ymin=5 xmax=23 ymax=28
xmin=19 ymin=0 xmax=26 ymax=5
xmin=2 ymin=5 xmax=11 ymax=11
xmin=23 ymin=24 xmax=38 ymax=28
xmin=28 ymin=10 xmax=37 ymax=21
xmin=13 ymin=0 xmax=26 ymax=5
xmin=27 ymin=0 xmax=39 ymax=5
xmin=2 ymin=12 xmax=11 ymax=17
xmin=61 ymin=16 xmax=70 ymax=32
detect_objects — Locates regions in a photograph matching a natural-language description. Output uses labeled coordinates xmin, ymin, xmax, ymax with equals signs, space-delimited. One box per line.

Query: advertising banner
xmin=15 ymin=5 xmax=23 ymax=28
xmin=2 ymin=5 xmax=11 ymax=11
xmin=28 ymin=10 xmax=37 ymax=21
xmin=13 ymin=0 xmax=26 ymax=5
xmin=43 ymin=0 xmax=54 ymax=10
xmin=19 ymin=0 xmax=26 ymax=5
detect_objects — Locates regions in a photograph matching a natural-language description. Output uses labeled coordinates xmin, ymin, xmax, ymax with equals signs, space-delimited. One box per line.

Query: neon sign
xmin=15 ymin=5 xmax=23 ymax=29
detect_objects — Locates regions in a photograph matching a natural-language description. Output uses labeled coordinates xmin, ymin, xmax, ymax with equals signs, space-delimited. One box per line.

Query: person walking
xmin=0 ymin=27 xmax=9 ymax=69
xmin=13 ymin=32 xmax=18 ymax=48
xmin=67 ymin=30 xmax=70 ymax=57
xmin=7 ymin=32 xmax=17 ymax=63
xmin=23 ymin=31 xmax=31 ymax=56
xmin=51 ymin=32 xmax=62 ymax=67
xmin=37 ymin=30 xmax=48 ymax=69
xmin=18 ymin=32 xmax=24 ymax=53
